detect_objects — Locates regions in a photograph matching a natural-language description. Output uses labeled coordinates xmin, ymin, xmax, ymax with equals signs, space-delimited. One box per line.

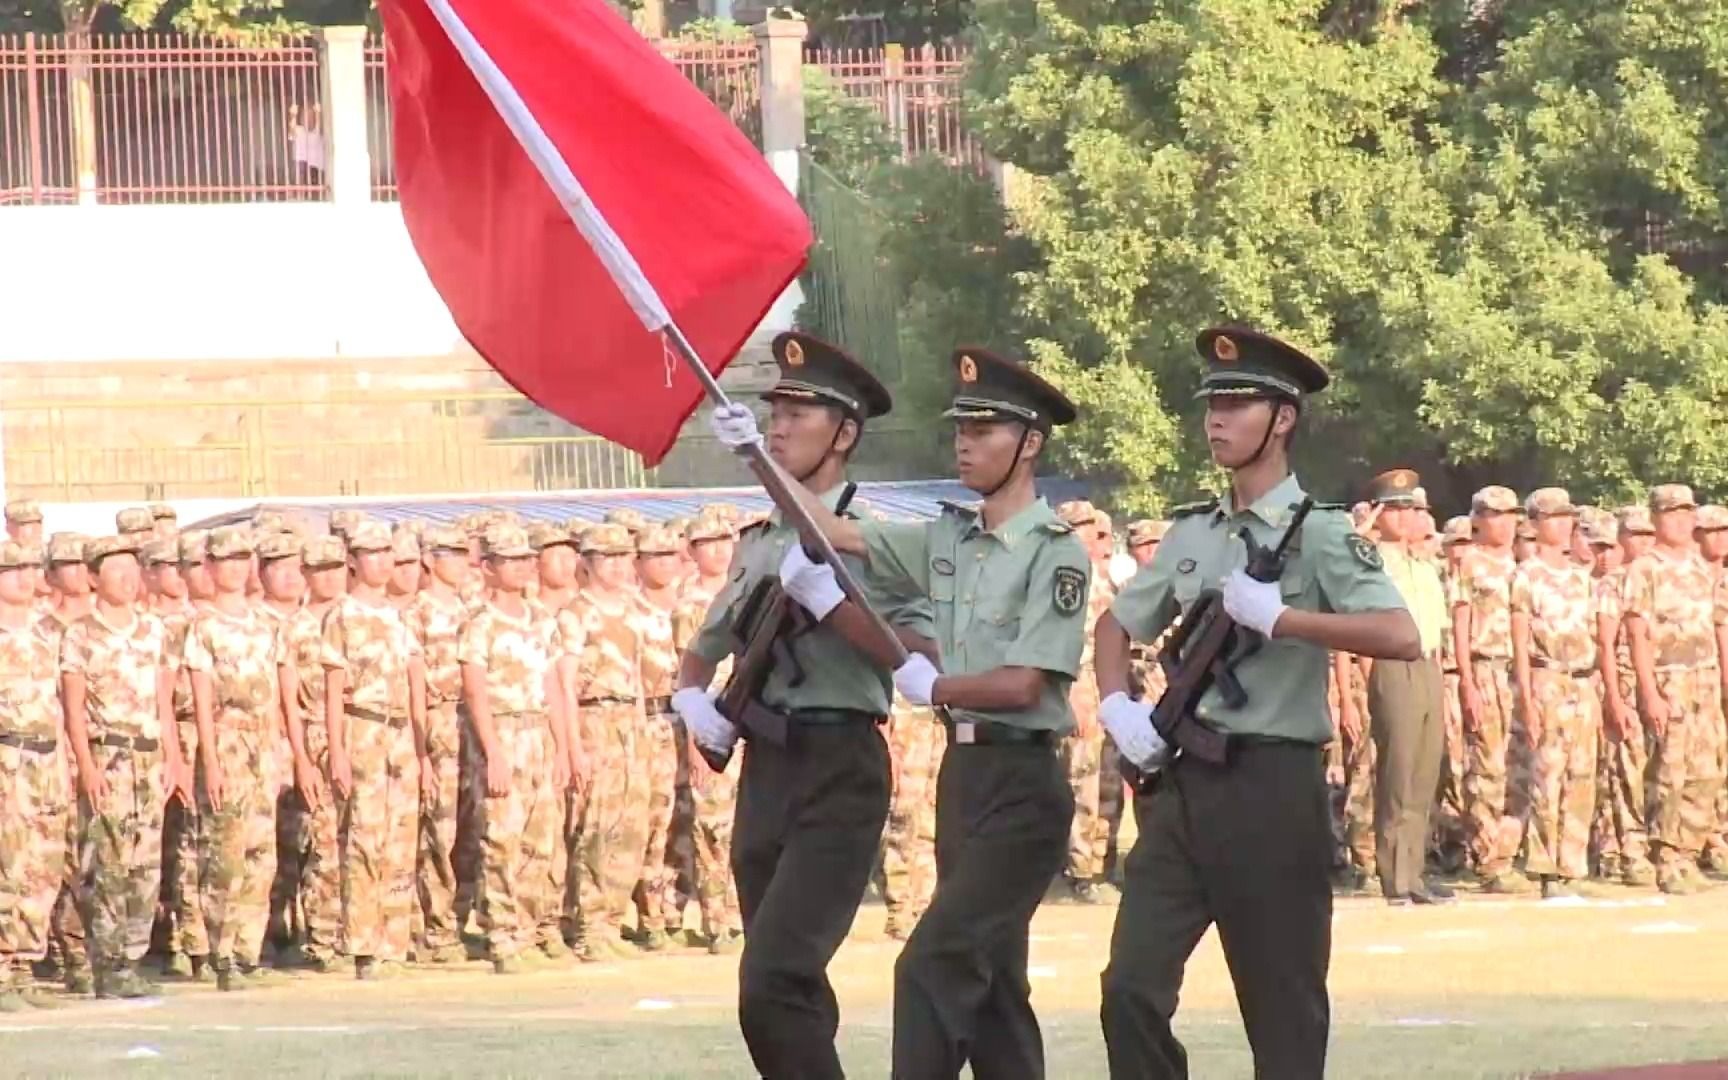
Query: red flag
xmin=380 ymin=0 xmax=812 ymax=466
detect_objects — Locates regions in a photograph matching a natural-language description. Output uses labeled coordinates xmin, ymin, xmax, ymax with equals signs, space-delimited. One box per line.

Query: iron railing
xmin=806 ymin=45 xmax=986 ymax=172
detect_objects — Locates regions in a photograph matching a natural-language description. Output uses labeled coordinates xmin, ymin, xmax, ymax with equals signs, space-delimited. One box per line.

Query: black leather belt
xmin=788 ymin=708 xmax=882 ymax=726
xmin=945 ymin=720 xmax=1055 ymax=747
xmin=580 ymin=696 xmax=638 ymax=708
xmin=346 ymin=704 xmax=408 ymax=729
xmin=644 ymin=696 xmax=674 ymax=717
xmin=0 ymin=731 xmax=57 ymax=753
xmin=93 ymin=733 xmax=160 ymax=752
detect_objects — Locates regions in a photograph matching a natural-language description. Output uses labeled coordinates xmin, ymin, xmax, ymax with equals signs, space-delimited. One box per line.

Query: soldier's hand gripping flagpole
xmin=379 ymin=0 xmax=913 ymax=665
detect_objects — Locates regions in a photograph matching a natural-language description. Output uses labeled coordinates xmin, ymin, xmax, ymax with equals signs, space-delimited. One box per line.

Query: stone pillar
xmin=318 ymin=27 xmax=373 ymax=207
xmin=749 ymin=12 xmax=808 ymax=340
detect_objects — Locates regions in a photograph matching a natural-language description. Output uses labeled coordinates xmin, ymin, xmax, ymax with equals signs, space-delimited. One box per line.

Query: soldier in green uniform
xmin=1093 ymin=327 xmax=1419 ymax=1079
xmin=679 ymin=333 xmax=934 ymax=1079
xmin=716 ymin=346 xmax=1090 ymax=1078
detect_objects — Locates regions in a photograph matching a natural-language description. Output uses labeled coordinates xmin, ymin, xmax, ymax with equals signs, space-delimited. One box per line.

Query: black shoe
xmin=1409 ymin=886 xmax=1456 ymax=905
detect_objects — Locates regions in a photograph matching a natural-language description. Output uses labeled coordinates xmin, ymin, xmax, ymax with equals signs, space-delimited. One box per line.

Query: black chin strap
xmin=1243 ymin=395 xmax=1292 ymax=468
xmin=794 ymin=413 xmax=855 ymax=485
xmin=980 ymin=423 xmax=1033 ymax=498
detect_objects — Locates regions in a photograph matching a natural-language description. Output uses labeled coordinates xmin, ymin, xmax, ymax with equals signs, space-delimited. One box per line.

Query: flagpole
xmin=662 ymin=322 xmax=915 ymax=668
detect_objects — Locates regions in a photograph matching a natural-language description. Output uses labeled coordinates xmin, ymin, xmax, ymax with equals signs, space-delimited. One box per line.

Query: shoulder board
xmin=1040 ymin=520 xmax=1075 ymax=536
xmin=937 ymin=499 xmax=979 ymax=518
xmin=739 ymin=519 xmax=771 ymax=537
xmin=1170 ymin=499 xmax=1218 ymax=519
xmin=1308 ymin=501 xmax=1350 ymax=513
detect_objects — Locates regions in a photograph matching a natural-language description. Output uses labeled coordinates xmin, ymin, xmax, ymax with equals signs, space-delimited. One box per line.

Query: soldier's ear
xmin=1020 ymin=427 xmax=1046 ymax=461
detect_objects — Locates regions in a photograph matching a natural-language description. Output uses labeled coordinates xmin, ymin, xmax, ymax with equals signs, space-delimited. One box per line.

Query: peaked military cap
xmin=1194 ymin=326 xmax=1328 ymax=401
xmin=762 ymin=331 xmax=892 ymax=420
xmin=943 ymin=347 xmax=1076 ymax=428
xmin=1366 ymin=469 xmax=1422 ymax=506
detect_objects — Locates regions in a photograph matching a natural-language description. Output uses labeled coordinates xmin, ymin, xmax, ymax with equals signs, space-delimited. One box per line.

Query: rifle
xmin=694 ymin=483 xmax=859 ymax=773
xmin=1125 ymin=497 xmax=1314 ymax=786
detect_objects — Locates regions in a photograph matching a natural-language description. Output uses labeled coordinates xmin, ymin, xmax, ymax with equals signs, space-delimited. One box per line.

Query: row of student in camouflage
xmin=0 ymin=496 xmax=951 ymax=1009
xmin=1328 ymin=479 xmax=1728 ymax=901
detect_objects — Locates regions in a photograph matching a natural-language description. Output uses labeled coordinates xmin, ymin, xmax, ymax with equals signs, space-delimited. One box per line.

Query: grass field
xmin=4 ymin=884 xmax=1727 ymax=1078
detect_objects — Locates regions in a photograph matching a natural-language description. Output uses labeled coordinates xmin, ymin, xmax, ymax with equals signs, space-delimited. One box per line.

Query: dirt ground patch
xmin=4 ymin=885 xmax=1727 ymax=1078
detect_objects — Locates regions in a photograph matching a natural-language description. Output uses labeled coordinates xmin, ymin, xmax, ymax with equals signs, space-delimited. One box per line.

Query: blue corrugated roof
xmin=185 ymin=478 xmax=1093 ymax=532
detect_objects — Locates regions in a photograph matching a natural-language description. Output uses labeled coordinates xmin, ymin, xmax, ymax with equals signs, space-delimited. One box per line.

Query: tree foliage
xmin=969 ymin=0 xmax=1728 ymax=514
xmin=797 ymin=0 xmax=971 ymax=47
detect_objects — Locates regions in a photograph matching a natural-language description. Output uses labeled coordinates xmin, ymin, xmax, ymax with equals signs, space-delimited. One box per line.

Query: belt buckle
xmin=955 ymin=721 xmax=976 ymax=746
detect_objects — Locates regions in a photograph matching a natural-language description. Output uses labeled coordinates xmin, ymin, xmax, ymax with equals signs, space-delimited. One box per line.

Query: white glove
xmin=1099 ymin=691 xmax=1170 ymax=770
xmin=779 ymin=543 xmax=844 ymax=621
xmin=1221 ymin=569 xmax=1287 ymax=638
xmin=673 ymin=687 xmax=737 ymax=755
xmin=892 ymin=653 xmax=940 ymax=707
xmin=709 ymin=403 xmax=762 ymax=451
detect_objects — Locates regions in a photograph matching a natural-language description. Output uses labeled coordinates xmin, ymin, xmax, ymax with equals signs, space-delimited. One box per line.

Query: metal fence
xmin=806 ymin=45 xmax=986 ymax=172
xmin=364 ymin=37 xmax=394 ymax=200
xmin=1 ymin=391 xmax=651 ymax=502
xmin=0 ymin=33 xmax=324 ymax=205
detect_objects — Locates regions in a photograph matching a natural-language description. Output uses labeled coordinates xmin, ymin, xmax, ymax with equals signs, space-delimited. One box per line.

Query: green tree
xmin=968 ymin=0 xmax=1728 ymax=513
xmin=798 ymin=0 xmax=971 ymax=47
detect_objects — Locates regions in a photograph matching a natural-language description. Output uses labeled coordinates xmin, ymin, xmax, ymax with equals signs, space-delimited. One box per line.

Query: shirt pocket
xmin=929 ymin=573 xmax=956 ymax=647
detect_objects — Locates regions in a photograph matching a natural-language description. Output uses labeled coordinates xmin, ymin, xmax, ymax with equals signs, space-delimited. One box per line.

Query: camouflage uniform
xmin=154 ymin=583 xmax=206 ymax=964
xmin=184 ymin=589 xmax=285 ymax=972
xmin=1056 ymin=502 xmax=1113 ymax=890
xmin=634 ymin=579 xmax=681 ymax=939
xmin=1430 ymin=521 xmax=1471 ymax=872
xmin=1622 ymin=521 xmax=1726 ymax=888
xmin=60 ymin=584 xmax=169 ymax=976
xmin=0 ymin=562 xmax=71 ymax=998
xmin=880 ymin=698 xmax=943 ymax=936
xmin=1511 ymin=533 xmax=1600 ymax=884
xmin=1593 ymin=525 xmax=1652 ymax=882
xmin=672 ymin=571 xmax=742 ymax=941
xmin=1454 ymin=519 xmax=1523 ymax=879
xmin=559 ymin=533 xmax=650 ymax=955
xmin=459 ymin=577 xmax=564 ymax=961
xmin=285 ymin=587 xmax=342 ymax=965
xmin=321 ymin=550 xmax=423 ymax=963
xmin=405 ymin=568 xmax=468 ymax=957
xmin=37 ymin=543 xmax=90 ymax=989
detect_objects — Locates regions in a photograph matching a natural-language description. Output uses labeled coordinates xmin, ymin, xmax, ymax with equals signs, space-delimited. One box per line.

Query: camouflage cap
xmin=302 ymin=535 xmax=348 ymax=569
xmin=1472 ymin=486 xmax=1519 ymax=514
xmin=208 ymin=525 xmax=256 ymax=559
xmin=149 ymin=502 xmax=177 ymax=523
xmin=1441 ymin=515 xmax=1473 ymax=546
xmin=47 ymin=532 xmax=86 ymax=565
xmin=687 ymin=512 xmax=734 ymax=543
xmin=177 ymin=529 xmax=209 ymax=564
xmin=1524 ymin=487 xmax=1574 ymax=518
xmin=581 ymin=522 xmax=636 ymax=556
xmin=1696 ymin=504 xmax=1728 ymax=532
xmin=636 ymin=525 xmax=682 ymax=556
xmin=345 ymin=521 xmax=393 ymax=553
xmin=115 ymin=507 xmax=155 ymax=535
xmin=665 ymin=516 xmax=692 ymax=540
xmin=1126 ymin=519 xmax=1168 ymax=547
xmin=84 ymin=534 xmax=139 ymax=566
xmin=1616 ymin=505 xmax=1656 ymax=536
xmin=603 ymin=508 xmax=648 ymax=535
xmin=257 ymin=531 xmax=302 ymax=562
xmin=1650 ymin=484 xmax=1697 ymax=513
xmin=482 ymin=523 xmax=534 ymax=560
xmin=4 ymin=498 xmax=42 ymax=525
xmin=1056 ymin=500 xmax=1098 ymax=529
xmin=328 ymin=508 xmax=366 ymax=537
xmin=526 ymin=522 xmax=575 ymax=553
xmin=141 ymin=538 xmax=179 ymax=567
xmin=422 ymin=524 xmax=469 ymax=554
xmin=705 ymin=503 xmax=743 ymax=527
xmin=1516 ymin=521 xmax=1536 ymax=541
xmin=391 ymin=528 xmax=421 ymax=563
xmin=1583 ymin=514 xmax=1619 ymax=547
xmin=253 ymin=510 xmax=289 ymax=534
xmin=456 ymin=512 xmax=487 ymax=537
xmin=0 ymin=539 xmax=37 ymax=570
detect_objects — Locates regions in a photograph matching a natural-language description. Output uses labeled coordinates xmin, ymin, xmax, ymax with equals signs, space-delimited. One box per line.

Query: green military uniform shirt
xmin=1111 ymin=473 xmax=1407 ymax=744
xmin=857 ymin=497 xmax=1090 ymax=734
xmin=690 ymin=484 xmax=933 ymax=718
xmin=1378 ymin=543 xmax=1447 ymax=656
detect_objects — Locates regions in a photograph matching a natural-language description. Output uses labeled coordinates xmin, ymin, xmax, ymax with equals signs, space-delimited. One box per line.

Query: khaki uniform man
xmin=253 ymin=530 xmax=306 ymax=949
xmin=633 ymin=525 xmax=685 ymax=949
xmin=1622 ymin=485 xmax=1726 ymax=894
xmin=1055 ymin=499 xmax=1115 ymax=901
xmin=1592 ymin=507 xmax=1656 ymax=884
xmin=321 ymin=521 xmax=428 ymax=977
xmin=1511 ymin=489 xmax=1602 ymax=897
xmin=61 ymin=535 xmax=187 ymax=998
xmin=146 ymin=536 xmax=207 ymax=976
xmin=388 ymin=528 xmax=422 ymax=609
xmin=405 ymin=526 xmax=472 ymax=964
xmin=558 ymin=523 xmax=651 ymax=961
xmin=149 ymin=504 xmax=178 ymax=543
xmin=1454 ymin=485 xmax=1532 ymax=891
xmin=671 ymin=509 xmax=743 ymax=952
xmin=282 ymin=536 xmax=347 ymax=968
xmin=185 ymin=526 xmax=289 ymax=988
xmin=0 ymin=540 xmax=71 ymax=1011
xmin=115 ymin=508 xmax=155 ymax=545
xmin=1695 ymin=505 xmax=1728 ymax=875
xmin=5 ymin=499 xmax=44 ymax=548
xmin=1430 ymin=515 xmax=1473 ymax=872
xmin=880 ymin=694 xmax=943 ymax=940
xmin=41 ymin=533 xmax=94 ymax=993
xmin=460 ymin=524 xmax=574 ymax=972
